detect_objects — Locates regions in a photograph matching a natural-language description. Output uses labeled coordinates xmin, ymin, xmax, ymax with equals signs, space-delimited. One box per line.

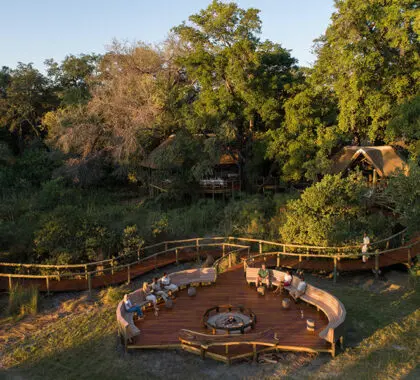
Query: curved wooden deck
xmin=128 ymin=265 xmax=331 ymax=360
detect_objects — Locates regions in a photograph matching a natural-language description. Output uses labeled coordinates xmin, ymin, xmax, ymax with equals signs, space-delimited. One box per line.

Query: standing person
xmin=123 ymin=294 xmax=144 ymax=319
xmin=362 ymin=232 xmax=370 ymax=263
xmin=142 ymin=282 xmax=159 ymax=315
xmin=257 ymin=263 xmax=270 ymax=288
xmin=151 ymin=277 xmax=169 ymax=301
xmin=161 ymin=272 xmax=178 ymax=292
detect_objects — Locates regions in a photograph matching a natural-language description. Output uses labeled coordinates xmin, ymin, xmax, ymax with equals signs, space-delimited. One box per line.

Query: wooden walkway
xmin=1 ymin=239 xmax=418 ymax=293
xmin=128 ymin=266 xmax=330 ymax=358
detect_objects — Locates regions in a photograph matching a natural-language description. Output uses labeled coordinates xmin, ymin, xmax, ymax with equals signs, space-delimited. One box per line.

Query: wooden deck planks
xmin=130 ymin=267 xmax=330 ymax=352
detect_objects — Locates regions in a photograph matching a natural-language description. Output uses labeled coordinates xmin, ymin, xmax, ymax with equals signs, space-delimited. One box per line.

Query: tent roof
xmin=330 ymin=146 xmax=407 ymax=177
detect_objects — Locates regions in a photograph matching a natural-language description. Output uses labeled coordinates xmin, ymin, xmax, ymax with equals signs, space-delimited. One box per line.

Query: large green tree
xmin=173 ymin=0 xmax=297 ymax=185
xmin=0 ymin=63 xmax=58 ymax=154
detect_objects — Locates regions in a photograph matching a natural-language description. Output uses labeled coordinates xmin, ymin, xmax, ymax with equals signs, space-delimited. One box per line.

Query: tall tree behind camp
xmin=0 ymin=63 xmax=58 ymax=154
xmin=45 ymin=54 xmax=101 ymax=106
xmin=44 ymin=41 xmax=185 ymax=164
xmin=314 ymin=0 xmax=419 ymax=143
xmin=173 ymin=0 xmax=297 ymax=186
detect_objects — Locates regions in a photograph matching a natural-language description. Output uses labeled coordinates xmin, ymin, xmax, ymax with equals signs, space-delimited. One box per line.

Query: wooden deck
xmin=128 ymin=266 xmax=330 ymax=358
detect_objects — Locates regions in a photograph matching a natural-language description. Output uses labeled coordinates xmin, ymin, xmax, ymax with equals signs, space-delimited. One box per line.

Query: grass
xmin=7 ymin=284 xmax=39 ymax=317
xmin=0 ymin=273 xmax=419 ymax=379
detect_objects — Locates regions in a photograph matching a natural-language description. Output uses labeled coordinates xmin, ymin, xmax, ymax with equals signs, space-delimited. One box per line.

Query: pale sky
xmin=1 ymin=0 xmax=335 ymax=71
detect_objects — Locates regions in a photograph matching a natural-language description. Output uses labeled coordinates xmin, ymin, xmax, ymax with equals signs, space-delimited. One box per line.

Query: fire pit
xmin=202 ymin=305 xmax=256 ymax=334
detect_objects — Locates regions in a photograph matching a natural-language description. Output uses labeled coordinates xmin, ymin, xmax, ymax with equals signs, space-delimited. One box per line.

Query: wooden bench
xmin=116 ymin=300 xmax=141 ymax=350
xmin=169 ymin=268 xmax=217 ymax=289
xmin=245 ymin=267 xmax=346 ymax=356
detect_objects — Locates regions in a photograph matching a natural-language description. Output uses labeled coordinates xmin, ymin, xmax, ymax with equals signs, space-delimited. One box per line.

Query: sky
xmin=1 ymin=0 xmax=336 ymax=71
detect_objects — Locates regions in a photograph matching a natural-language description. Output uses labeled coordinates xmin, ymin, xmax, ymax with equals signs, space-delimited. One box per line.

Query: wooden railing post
xmin=88 ymin=273 xmax=92 ymax=299
xmin=175 ymin=249 xmax=179 ymax=265
xmin=276 ymin=253 xmax=280 ymax=267
xmin=165 ymin=242 xmax=168 ymax=251
xmin=127 ymin=264 xmax=131 ymax=284
xmin=85 ymin=265 xmax=88 ymax=280
xmin=222 ymin=244 xmax=226 ymax=257
xmin=8 ymin=275 xmax=12 ymax=291
xmin=259 ymin=241 xmax=262 ymax=254
xmin=247 ymin=246 xmax=251 ymax=258
xmin=46 ymin=277 xmax=50 ymax=296
xmin=111 ymin=260 xmax=115 ymax=276
xmin=228 ymin=253 xmax=232 ymax=268
xmin=56 ymin=267 xmax=61 ymax=282
xmin=333 ymin=257 xmax=337 ymax=284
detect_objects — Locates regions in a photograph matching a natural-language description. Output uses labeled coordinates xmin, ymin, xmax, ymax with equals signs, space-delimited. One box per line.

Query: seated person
xmin=123 ymin=294 xmax=144 ymax=319
xmin=160 ymin=272 xmax=179 ymax=292
xmin=142 ymin=282 xmax=159 ymax=314
xmin=151 ymin=277 xmax=169 ymax=301
xmin=289 ymin=275 xmax=307 ymax=301
xmin=257 ymin=264 xmax=270 ymax=288
xmin=283 ymin=270 xmax=293 ymax=287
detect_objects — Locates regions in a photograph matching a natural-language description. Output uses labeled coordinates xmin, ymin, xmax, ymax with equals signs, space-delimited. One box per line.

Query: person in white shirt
xmin=142 ymin=282 xmax=159 ymax=315
xmin=123 ymin=294 xmax=143 ymax=319
xmin=283 ymin=270 xmax=293 ymax=287
xmin=161 ymin=272 xmax=178 ymax=292
xmin=290 ymin=276 xmax=307 ymax=301
xmin=362 ymin=232 xmax=370 ymax=263
xmin=151 ymin=277 xmax=169 ymax=301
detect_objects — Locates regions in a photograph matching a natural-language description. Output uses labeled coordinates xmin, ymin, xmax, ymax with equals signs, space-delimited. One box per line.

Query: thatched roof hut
xmin=330 ymin=146 xmax=407 ymax=178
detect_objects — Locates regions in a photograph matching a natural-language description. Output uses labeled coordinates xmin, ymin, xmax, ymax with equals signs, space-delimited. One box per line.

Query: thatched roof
xmin=140 ymin=134 xmax=239 ymax=169
xmin=330 ymin=146 xmax=407 ymax=177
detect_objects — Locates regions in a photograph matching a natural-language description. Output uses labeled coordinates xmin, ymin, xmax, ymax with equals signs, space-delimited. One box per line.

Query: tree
xmin=45 ymin=54 xmax=101 ymax=106
xmin=313 ymin=0 xmax=419 ymax=143
xmin=385 ymin=163 xmax=420 ymax=235
xmin=279 ymin=174 xmax=385 ymax=245
xmin=44 ymin=41 xmax=185 ymax=165
xmin=386 ymin=94 xmax=420 ymax=160
xmin=0 ymin=63 xmax=58 ymax=154
xmin=173 ymin=0 xmax=297 ymax=186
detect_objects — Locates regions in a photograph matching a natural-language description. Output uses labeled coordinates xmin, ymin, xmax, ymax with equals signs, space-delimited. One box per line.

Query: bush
xmin=8 ymin=284 xmax=39 ymax=317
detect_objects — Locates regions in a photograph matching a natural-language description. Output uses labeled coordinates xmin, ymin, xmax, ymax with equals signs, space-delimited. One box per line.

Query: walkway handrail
xmin=0 ymin=229 xmax=406 ymax=272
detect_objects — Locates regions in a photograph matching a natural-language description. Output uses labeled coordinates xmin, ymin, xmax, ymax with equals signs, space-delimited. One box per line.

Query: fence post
xmin=222 ymin=244 xmax=226 ymax=257
xmin=8 ymin=275 xmax=12 ymax=291
xmin=56 ymin=267 xmax=61 ymax=282
xmin=333 ymin=257 xmax=337 ymax=284
xmin=276 ymin=253 xmax=280 ymax=267
xmin=165 ymin=242 xmax=168 ymax=251
xmin=176 ymin=249 xmax=179 ymax=265
xmin=259 ymin=241 xmax=262 ymax=254
xmin=46 ymin=277 xmax=50 ymax=296
xmin=88 ymin=273 xmax=92 ymax=299
xmin=127 ymin=264 xmax=131 ymax=284
xmin=111 ymin=260 xmax=114 ymax=276
xmin=229 ymin=253 xmax=232 ymax=268
xmin=196 ymin=239 xmax=200 ymax=263
xmin=85 ymin=265 xmax=88 ymax=280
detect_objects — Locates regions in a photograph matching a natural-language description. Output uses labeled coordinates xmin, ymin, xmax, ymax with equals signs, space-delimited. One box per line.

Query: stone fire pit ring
xmin=202 ymin=305 xmax=256 ymax=334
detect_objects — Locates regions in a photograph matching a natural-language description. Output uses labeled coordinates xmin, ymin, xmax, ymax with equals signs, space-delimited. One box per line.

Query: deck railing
xmin=0 ymin=229 xmax=416 ymax=292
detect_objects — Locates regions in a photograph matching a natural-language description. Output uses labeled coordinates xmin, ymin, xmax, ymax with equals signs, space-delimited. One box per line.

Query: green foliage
xmin=386 ymin=94 xmax=420 ymax=159
xmin=279 ymin=174 xmax=383 ymax=245
xmin=122 ymin=225 xmax=143 ymax=256
xmin=8 ymin=284 xmax=39 ymax=317
xmin=385 ymin=163 xmax=420 ymax=235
